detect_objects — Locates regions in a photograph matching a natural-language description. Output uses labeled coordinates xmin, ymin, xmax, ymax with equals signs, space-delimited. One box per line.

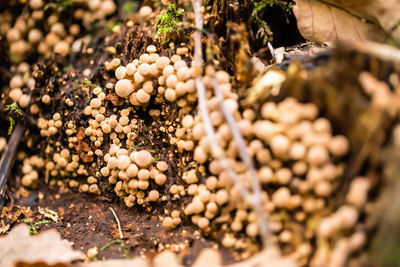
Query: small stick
xmin=194 ymin=78 xmax=249 ymax=199
xmin=0 ymin=123 xmax=24 ymax=211
xmin=211 ymin=78 xmax=271 ymax=246
xmin=109 ymin=207 xmax=123 ymax=239
xmin=191 ymin=0 xmax=249 ymax=199
xmin=268 ymin=42 xmax=275 ymax=61
xmin=191 ymin=0 xmax=272 ymax=247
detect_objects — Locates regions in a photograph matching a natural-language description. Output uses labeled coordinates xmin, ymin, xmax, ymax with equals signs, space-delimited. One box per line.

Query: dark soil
xmin=11 ymin=181 xmax=236 ymax=266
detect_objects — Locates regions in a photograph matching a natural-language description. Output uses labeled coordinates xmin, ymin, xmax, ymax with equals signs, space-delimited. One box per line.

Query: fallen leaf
xmin=0 ymin=221 xmax=10 ymax=235
xmin=38 ymin=207 xmax=60 ymax=222
xmin=80 ymin=152 xmax=94 ymax=163
xmin=73 ymin=259 xmax=148 ymax=267
xmin=73 ymin=136 xmax=94 ymax=163
xmin=293 ymin=0 xmax=387 ymax=45
xmin=244 ymin=69 xmax=286 ymax=105
xmin=320 ymin=0 xmax=400 ymax=39
xmin=76 ymin=127 xmax=86 ymax=140
xmin=0 ymin=206 xmax=32 ymax=234
xmin=0 ymin=224 xmax=82 ymax=267
xmin=106 ymin=92 xmax=124 ymax=106
xmin=230 ymin=247 xmax=297 ymax=267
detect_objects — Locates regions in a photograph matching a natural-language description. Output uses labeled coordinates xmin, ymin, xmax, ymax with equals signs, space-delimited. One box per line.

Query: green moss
xmin=75 ymin=79 xmax=100 ymax=89
xmin=386 ymin=21 xmax=400 ymax=47
xmin=136 ymin=139 xmax=149 ymax=147
xmin=7 ymin=118 xmax=15 ymax=135
xmin=251 ymin=0 xmax=294 ymax=45
xmin=44 ymin=0 xmax=72 ymax=11
xmin=6 ymin=102 xmax=22 ymax=135
xmin=154 ymin=4 xmax=184 ymax=45
xmin=100 ymin=239 xmax=128 ymax=254
xmin=107 ymin=21 xmax=122 ymax=33
xmin=23 ymin=219 xmax=50 ymax=235
xmin=122 ymin=1 xmax=139 ymax=17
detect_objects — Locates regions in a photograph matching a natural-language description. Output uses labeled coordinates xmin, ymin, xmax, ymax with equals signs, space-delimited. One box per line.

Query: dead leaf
xmin=320 ymin=0 xmax=400 ymax=39
xmin=0 ymin=224 xmax=82 ymax=267
xmin=230 ymin=247 xmax=297 ymax=267
xmin=293 ymin=0 xmax=387 ymax=45
xmin=80 ymin=152 xmax=94 ymax=163
xmin=0 ymin=221 xmax=10 ymax=235
xmin=0 ymin=206 xmax=32 ymax=235
xmin=77 ymin=127 xmax=86 ymax=140
xmin=73 ymin=135 xmax=94 ymax=163
xmin=38 ymin=207 xmax=60 ymax=222
xmin=106 ymin=93 xmax=124 ymax=106
xmin=244 ymin=69 xmax=286 ymax=105
xmin=73 ymin=259 xmax=148 ymax=267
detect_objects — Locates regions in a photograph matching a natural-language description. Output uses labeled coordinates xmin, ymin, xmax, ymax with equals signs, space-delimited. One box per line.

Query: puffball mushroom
xmin=117 ymin=155 xmax=131 ymax=170
xmin=115 ymin=79 xmax=133 ymax=98
xmin=53 ymin=41 xmax=70 ymax=56
xmin=139 ymin=6 xmax=153 ymax=18
xmin=133 ymin=150 xmax=154 ymax=168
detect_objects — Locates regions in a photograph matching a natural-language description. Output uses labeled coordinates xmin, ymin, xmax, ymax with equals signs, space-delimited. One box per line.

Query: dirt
xmin=10 ymin=181 xmax=236 ymax=265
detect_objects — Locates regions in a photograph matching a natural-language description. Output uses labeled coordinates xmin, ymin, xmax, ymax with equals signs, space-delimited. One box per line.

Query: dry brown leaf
xmin=71 ymin=247 xmax=297 ymax=267
xmin=0 ymin=206 xmax=32 ymax=235
xmin=320 ymin=0 xmax=400 ymax=38
xmin=76 ymin=127 xmax=86 ymax=140
xmin=73 ymin=259 xmax=148 ymax=267
xmin=0 ymin=221 xmax=10 ymax=235
xmin=106 ymin=93 xmax=124 ymax=106
xmin=293 ymin=0 xmax=387 ymax=45
xmin=230 ymin=248 xmax=297 ymax=267
xmin=0 ymin=224 xmax=82 ymax=267
xmin=38 ymin=207 xmax=60 ymax=222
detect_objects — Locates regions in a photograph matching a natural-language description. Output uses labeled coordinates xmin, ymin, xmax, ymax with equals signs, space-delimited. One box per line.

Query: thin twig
xmin=268 ymin=42 xmax=275 ymax=61
xmin=211 ymin=78 xmax=271 ymax=246
xmin=109 ymin=207 xmax=123 ymax=239
xmin=194 ymin=78 xmax=250 ymax=199
xmin=191 ymin=0 xmax=272 ymax=247
xmin=191 ymin=0 xmax=248 ymax=199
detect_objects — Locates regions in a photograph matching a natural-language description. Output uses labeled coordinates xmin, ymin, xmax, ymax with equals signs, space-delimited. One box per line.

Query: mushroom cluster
xmin=37 ymin=113 xmax=63 ymax=137
xmin=2 ymin=0 xmax=119 ymax=188
xmin=8 ymin=63 xmax=35 ymax=109
xmin=24 ymin=43 xmax=195 ymax=201
xmin=0 ymin=0 xmax=116 ymax=63
xmin=162 ymin=209 xmax=182 ymax=229
xmin=101 ymin=147 xmax=168 ymax=207
xmin=81 ymin=0 xmax=116 ymax=26
xmin=83 ymin=87 xmax=108 ymax=150
xmin=106 ymin=45 xmax=196 ymax=109
xmin=21 ymin=155 xmax=45 ymax=187
xmin=164 ymin=67 xmax=359 ymax=261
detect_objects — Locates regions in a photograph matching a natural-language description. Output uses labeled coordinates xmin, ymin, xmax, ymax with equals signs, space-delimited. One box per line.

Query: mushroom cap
xmin=117 ymin=155 xmax=131 ymax=170
xmin=115 ymin=79 xmax=133 ymax=98
xmin=134 ymin=150 xmax=154 ymax=168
